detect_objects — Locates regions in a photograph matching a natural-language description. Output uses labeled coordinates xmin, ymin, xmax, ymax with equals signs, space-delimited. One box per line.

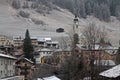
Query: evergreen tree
xmin=116 ymin=47 xmax=120 ymax=64
xmin=23 ymin=29 xmax=34 ymax=60
xmin=115 ymin=5 xmax=120 ymax=20
xmin=12 ymin=0 xmax=21 ymax=9
xmin=73 ymin=33 xmax=79 ymax=45
xmin=23 ymin=1 xmax=29 ymax=8
xmin=85 ymin=2 xmax=92 ymax=15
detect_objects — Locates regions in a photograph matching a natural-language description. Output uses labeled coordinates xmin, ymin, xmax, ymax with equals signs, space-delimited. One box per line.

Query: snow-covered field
xmin=0 ymin=0 xmax=120 ymax=46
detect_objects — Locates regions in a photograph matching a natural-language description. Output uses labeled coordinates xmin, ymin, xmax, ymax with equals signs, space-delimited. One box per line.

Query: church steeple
xmin=74 ymin=15 xmax=79 ymax=24
xmin=73 ymin=15 xmax=79 ymax=34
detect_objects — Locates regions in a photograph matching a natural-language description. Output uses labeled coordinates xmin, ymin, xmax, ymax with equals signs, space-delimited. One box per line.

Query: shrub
xmin=12 ymin=0 xmax=21 ymax=9
xmin=31 ymin=18 xmax=46 ymax=25
xmin=19 ymin=10 xmax=30 ymax=18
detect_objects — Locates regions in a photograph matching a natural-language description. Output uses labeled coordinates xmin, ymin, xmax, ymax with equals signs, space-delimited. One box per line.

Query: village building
xmin=13 ymin=35 xmax=23 ymax=47
xmin=13 ymin=36 xmax=38 ymax=47
xmin=0 ymin=46 xmax=14 ymax=54
xmin=46 ymin=41 xmax=59 ymax=49
xmin=31 ymin=37 xmax=38 ymax=47
xmin=16 ymin=58 xmax=34 ymax=80
xmin=0 ymin=53 xmax=24 ymax=80
xmin=53 ymin=49 xmax=72 ymax=64
xmin=38 ymin=38 xmax=52 ymax=47
xmin=37 ymin=37 xmax=59 ymax=49
xmin=34 ymin=48 xmax=53 ymax=64
xmin=76 ymin=44 xmax=117 ymax=67
xmin=0 ymin=35 xmax=13 ymax=46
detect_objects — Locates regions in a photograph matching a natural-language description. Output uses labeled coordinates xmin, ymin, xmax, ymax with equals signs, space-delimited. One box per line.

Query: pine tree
xmin=12 ymin=0 xmax=21 ymax=9
xmin=116 ymin=47 xmax=120 ymax=64
xmin=73 ymin=33 xmax=79 ymax=45
xmin=23 ymin=29 xmax=34 ymax=60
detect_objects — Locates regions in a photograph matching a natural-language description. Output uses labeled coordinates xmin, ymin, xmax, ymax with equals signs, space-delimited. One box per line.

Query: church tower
xmin=73 ymin=15 xmax=79 ymax=34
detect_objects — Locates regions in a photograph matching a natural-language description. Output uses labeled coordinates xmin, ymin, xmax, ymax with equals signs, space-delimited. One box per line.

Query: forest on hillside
xmin=12 ymin=0 xmax=120 ymax=22
xmin=54 ymin=0 xmax=120 ymax=22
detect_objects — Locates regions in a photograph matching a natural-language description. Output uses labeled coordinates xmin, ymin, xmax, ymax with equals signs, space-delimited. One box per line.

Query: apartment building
xmin=0 ymin=35 xmax=12 ymax=46
xmin=0 ymin=53 xmax=24 ymax=80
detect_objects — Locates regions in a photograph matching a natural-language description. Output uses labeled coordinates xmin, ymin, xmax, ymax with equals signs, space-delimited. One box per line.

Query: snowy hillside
xmin=0 ymin=0 xmax=74 ymax=38
xmin=0 ymin=0 xmax=120 ymax=46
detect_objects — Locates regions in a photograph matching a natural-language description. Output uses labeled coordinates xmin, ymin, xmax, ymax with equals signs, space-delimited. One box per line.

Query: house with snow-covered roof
xmin=0 ymin=35 xmax=13 ymax=46
xmin=16 ymin=58 xmax=34 ymax=80
xmin=34 ymin=48 xmax=53 ymax=64
xmin=76 ymin=44 xmax=117 ymax=67
xmin=0 ymin=53 xmax=24 ymax=80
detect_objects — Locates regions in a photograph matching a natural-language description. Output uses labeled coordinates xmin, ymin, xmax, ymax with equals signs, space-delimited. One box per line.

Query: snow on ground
xmin=0 ymin=1 xmax=73 ymax=39
xmin=0 ymin=0 xmax=120 ymax=46
xmin=38 ymin=75 xmax=61 ymax=80
xmin=99 ymin=64 xmax=120 ymax=78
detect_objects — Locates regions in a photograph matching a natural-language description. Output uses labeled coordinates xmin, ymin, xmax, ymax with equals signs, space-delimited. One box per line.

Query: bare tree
xmin=12 ymin=0 xmax=21 ymax=9
xmin=23 ymin=1 xmax=29 ymax=8
xmin=83 ymin=22 xmax=107 ymax=50
xmin=82 ymin=22 xmax=109 ymax=80
xmin=59 ymin=36 xmax=68 ymax=50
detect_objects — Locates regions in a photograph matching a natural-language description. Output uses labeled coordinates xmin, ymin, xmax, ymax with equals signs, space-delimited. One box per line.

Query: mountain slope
xmin=0 ymin=0 xmax=120 ymax=46
xmin=0 ymin=0 xmax=74 ymax=38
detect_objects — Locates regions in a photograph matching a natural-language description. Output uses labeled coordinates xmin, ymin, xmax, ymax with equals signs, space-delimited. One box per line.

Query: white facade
xmin=35 ymin=48 xmax=53 ymax=64
xmin=46 ymin=41 xmax=59 ymax=49
xmin=13 ymin=36 xmax=23 ymax=47
xmin=38 ymin=38 xmax=52 ymax=47
xmin=0 ymin=35 xmax=13 ymax=46
xmin=37 ymin=37 xmax=59 ymax=49
xmin=0 ymin=53 xmax=17 ymax=79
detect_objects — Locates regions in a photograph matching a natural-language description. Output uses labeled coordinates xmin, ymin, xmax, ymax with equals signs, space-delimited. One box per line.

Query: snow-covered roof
xmin=24 ymin=58 xmax=34 ymax=64
xmin=0 ymin=53 xmax=17 ymax=60
xmin=76 ymin=44 xmax=100 ymax=50
xmin=46 ymin=41 xmax=59 ymax=44
xmin=38 ymin=38 xmax=51 ymax=42
xmin=104 ymin=46 xmax=118 ymax=50
xmin=45 ymin=38 xmax=52 ymax=41
xmin=37 ymin=78 xmax=42 ymax=80
xmin=43 ymin=76 xmax=61 ymax=80
xmin=105 ymin=49 xmax=117 ymax=55
xmin=38 ymin=48 xmax=53 ymax=52
xmin=94 ymin=60 xmax=116 ymax=66
xmin=38 ymin=38 xmax=45 ymax=42
xmin=55 ymin=48 xmax=71 ymax=52
xmin=99 ymin=64 xmax=120 ymax=78
xmin=31 ymin=37 xmax=37 ymax=40
xmin=1 ymin=76 xmax=24 ymax=80
xmin=54 ymin=48 xmax=63 ymax=52
xmin=94 ymin=45 xmax=100 ymax=50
